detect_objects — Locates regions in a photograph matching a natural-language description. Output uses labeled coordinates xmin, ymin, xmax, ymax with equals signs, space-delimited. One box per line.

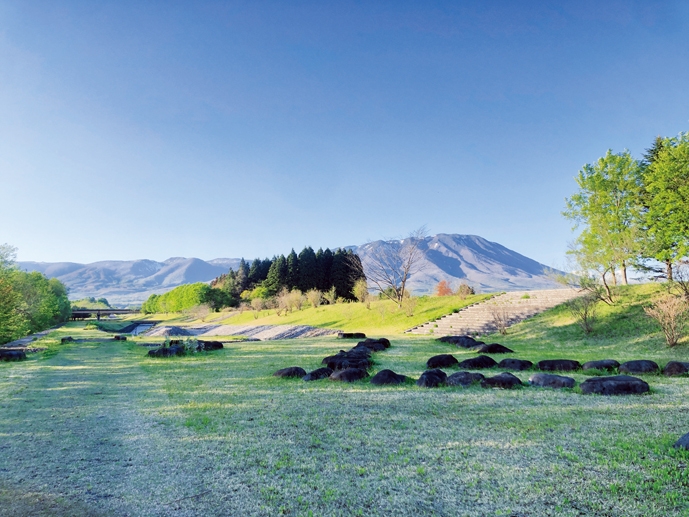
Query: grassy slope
xmin=147 ymin=294 xmax=494 ymax=335
xmin=1 ymin=285 xmax=689 ymax=516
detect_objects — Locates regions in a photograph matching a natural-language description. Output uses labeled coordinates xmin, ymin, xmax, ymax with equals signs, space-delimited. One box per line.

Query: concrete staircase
xmin=406 ymin=288 xmax=582 ymax=337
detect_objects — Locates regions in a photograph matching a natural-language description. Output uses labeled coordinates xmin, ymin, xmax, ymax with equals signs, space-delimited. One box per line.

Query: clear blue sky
xmin=1 ymin=1 xmax=688 ymax=268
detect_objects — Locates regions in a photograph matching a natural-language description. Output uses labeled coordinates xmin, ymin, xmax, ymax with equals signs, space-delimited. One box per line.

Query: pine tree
xmin=330 ymin=249 xmax=365 ymax=300
xmin=248 ymin=258 xmax=263 ymax=286
xmin=286 ymin=249 xmax=299 ymax=290
xmin=264 ymin=255 xmax=288 ymax=295
xmin=317 ymin=248 xmax=334 ymax=291
xmin=235 ymin=258 xmax=250 ymax=294
xmin=298 ymin=246 xmax=318 ymax=292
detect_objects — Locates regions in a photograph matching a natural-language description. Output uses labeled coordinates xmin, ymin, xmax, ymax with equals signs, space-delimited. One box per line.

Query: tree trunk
xmin=610 ymin=267 xmax=617 ymax=286
xmin=666 ymin=260 xmax=673 ymax=281
xmin=601 ymin=270 xmax=614 ymax=305
xmin=621 ymin=260 xmax=628 ymax=285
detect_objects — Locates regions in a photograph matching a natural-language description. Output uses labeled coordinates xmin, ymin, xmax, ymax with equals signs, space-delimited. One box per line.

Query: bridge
xmin=71 ymin=308 xmax=140 ymax=320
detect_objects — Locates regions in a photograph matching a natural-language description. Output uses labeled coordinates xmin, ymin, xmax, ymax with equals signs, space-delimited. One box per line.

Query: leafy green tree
xmin=331 ymin=249 xmax=366 ymax=300
xmin=563 ymin=150 xmax=643 ymax=285
xmin=641 ymin=133 xmax=689 ymax=280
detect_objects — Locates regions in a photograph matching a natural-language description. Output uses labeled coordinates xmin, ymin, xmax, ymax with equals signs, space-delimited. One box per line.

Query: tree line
xmin=564 ymin=131 xmax=689 ymax=300
xmin=141 ymin=247 xmax=366 ymax=313
xmin=0 ymin=244 xmax=71 ymax=344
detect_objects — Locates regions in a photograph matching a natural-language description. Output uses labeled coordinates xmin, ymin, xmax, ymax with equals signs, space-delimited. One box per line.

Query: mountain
xmin=18 ymin=257 xmax=241 ymax=306
xmin=351 ymin=234 xmax=562 ymax=294
xmin=18 ymin=234 xmax=561 ymax=305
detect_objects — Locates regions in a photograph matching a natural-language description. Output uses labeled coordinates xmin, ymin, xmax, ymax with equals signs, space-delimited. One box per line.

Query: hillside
xmin=352 ymin=234 xmax=562 ymax=294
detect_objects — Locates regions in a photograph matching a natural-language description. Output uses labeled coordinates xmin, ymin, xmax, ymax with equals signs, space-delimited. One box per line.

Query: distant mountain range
xmin=18 ymin=257 xmax=241 ymax=306
xmin=19 ymin=234 xmax=561 ymax=305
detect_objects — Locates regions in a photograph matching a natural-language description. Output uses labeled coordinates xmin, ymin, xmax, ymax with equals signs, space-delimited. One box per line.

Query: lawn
xmin=1 ymin=285 xmax=689 ymax=516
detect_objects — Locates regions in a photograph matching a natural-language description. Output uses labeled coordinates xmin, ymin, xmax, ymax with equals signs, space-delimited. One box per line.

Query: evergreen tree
xmin=235 ymin=258 xmax=250 ymax=293
xmin=248 ymin=258 xmax=262 ymax=286
xmin=298 ymin=246 xmax=318 ymax=291
xmin=317 ymin=248 xmax=334 ymax=291
xmin=264 ymin=255 xmax=288 ymax=295
xmin=330 ymin=249 xmax=365 ymax=300
xmin=286 ymin=249 xmax=299 ymax=290
xmin=259 ymin=258 xmax=272 ymax=282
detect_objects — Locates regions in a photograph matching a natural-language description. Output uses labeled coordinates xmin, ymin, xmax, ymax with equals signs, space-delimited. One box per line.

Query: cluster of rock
xmin=273 ymin=337 xmax=393 ymax=383
xmin=147 ymin=339 xmax=224 ymax=358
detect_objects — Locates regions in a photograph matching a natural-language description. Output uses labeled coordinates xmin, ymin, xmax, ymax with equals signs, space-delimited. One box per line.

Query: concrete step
xmin=406 ymin=288 xmax=581 ymax=337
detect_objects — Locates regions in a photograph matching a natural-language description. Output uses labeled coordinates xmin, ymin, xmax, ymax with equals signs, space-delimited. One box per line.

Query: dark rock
xmin=148 ymin=346 xmax=184 ymax=358
xmin=370 ymin=369 xmax=407 ymax=385
xmin=529 ymin=373 xmax=575 ymax=389
xmin=302 ymin=367 xmax=333 ymax=381
xmin=481 ymin=372 xmax=523 ymax=389
xmin=475 ymin=343 xmax=514 ymax=354
xmin=416 ymin=369 xmax=447 ymax=388
xmin=674 ymin=433 xmax=689 ymax=450
xmin=426 ymin=354 xmax=459 ymax=369
xmin=338 ymin=332 xmax=366 ymax=339
xmin=273 ymin=366 xmax=307 ymax=378
xmin=619 ymin=360 xmax=659 ymax=375
xmin=168 ymin=339 xmax=182 ymax=345
xmin=364 ymin=337 xmax=391 ymax=348
xmin=446 ymin=371 xmax=485 ymax=387
xmin=457 ymin=355 xmax=498 ymax=369
xmin=114 ymin=335 xmax=127 ymax=341
xmin=497 ymin=358 xmax=533 ymax=371
xmin=537 ymin=359 xmax=581 ymax=372
xmin=198 ymin=340 xmax=224 ymax=351
xmin=663 ymin=361 xmax=689 ymax=376
xmin=355 ymin=341 xmax=386 ymax=352
xmin=61 ymin=336 xmax=74 ymax=343
xmin=329 ymin=368 xmax=369 ymax=382
xmin=437 ymin=335 xmax=485 ymax=348
xmin=0 ymin=350 xmax=27 ymax=361
xmin=582 ymin=359 xmax=620 ymax=372
xmin=580 ymin=375 xmax=650 ymax=395
xmin=325 ymin=354 xmax=373 ymax=371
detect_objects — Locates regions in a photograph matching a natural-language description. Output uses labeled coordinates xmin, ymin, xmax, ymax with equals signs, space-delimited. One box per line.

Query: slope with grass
xmin=213 ymin=294 xmax=494 ymax=335
xmin=1 ymin=285 xmax=689 ymax=516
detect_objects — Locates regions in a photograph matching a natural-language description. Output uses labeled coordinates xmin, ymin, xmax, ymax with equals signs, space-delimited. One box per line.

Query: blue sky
xmin=1 ymin=1 xmax=688 ymax=267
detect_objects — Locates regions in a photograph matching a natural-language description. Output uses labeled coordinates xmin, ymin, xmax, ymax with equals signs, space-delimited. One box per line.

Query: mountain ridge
xmin=18 ymin=234 xmax=561 ymax=305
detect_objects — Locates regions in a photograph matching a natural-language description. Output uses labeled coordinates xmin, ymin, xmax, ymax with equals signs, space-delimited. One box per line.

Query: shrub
xmin=435 ymin=280 xmax=453 ymax=297
xmin=323 ymin=286 xmax=337 ymax=305
xmin=565 ymin=294 xmax=598 ymax=334
xmin=455 ymin=283 xmax=475 ymax=299
xmin=644 ymin=294 xmax=689 ymax=347
xmin=306 ymin=289 xmax=322 ymax=308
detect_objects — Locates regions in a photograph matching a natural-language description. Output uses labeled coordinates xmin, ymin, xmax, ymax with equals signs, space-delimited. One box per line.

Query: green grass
xmin=211 ymin=294 xmax=494 ymax=335
xmin=1 ymin=285 xmax=689 ymax=516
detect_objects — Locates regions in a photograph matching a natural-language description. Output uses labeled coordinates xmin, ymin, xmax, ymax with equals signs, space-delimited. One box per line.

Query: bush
xmin=565 ymin=294 xmax=598 ymax=334
xmin=306 ymin=289 xmax=322 ymax=308
xmin=644 ymin=294 xmax=689 ymax=347
xmin=435 ymin=280 xmax=453 ymax=297
xmin=455 ymin=283 xmax=475 ymax=299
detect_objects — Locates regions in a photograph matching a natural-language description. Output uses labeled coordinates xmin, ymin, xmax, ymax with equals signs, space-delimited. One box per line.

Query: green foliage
xmin=0 ymin=244 xmax=71 ymax=344
xmin=564 ymin=149 xmax=642 ymax=285
xmin=71 ymin=297 xmax=111 ymax=309
xmin=642 ymin=132 xmax=689 ymax=271
xmin=141 ymin=283 xmax=210 ymax=314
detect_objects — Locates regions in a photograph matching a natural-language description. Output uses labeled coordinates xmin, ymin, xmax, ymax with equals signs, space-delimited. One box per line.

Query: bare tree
xmin=306 ymin=288 xmax=322 ymax=308
xmin=644 ymin=294 xmax=689 ymax=347
xmin=565 ymin=294 xmax=598 ymax=334
xmin=488 ymin=301 xmax=511 ymax=335
xmin=364 ymin=226 xmax=428 ymax=306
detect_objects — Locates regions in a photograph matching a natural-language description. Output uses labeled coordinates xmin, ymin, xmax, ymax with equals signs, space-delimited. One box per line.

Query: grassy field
xmin=142 ymin=293 xmax=494 ymax=336
xmin=1 ymin=285 xmax=689 ymax=516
